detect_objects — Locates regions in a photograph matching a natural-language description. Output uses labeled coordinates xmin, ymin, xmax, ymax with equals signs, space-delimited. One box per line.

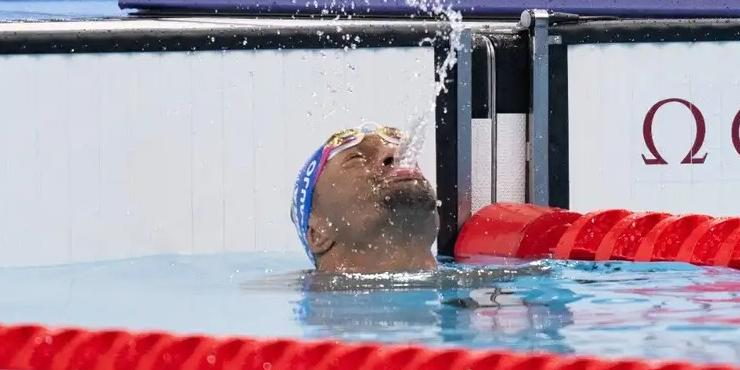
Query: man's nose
xmin=378 ymin=144 xmax=397 ymax=169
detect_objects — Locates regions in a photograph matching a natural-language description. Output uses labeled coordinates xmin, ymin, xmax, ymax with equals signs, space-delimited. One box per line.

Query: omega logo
xmin=733 ymin=111 xmax=740 ymax=156
xmin=642 ymin=98 xmax=740 ymax=165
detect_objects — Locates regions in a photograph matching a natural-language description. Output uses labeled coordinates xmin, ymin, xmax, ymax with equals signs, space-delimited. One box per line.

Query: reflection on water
xmin=242 ymin=260 xmax=578 ymax=351
xmin=241 ymin=258 xmax=740 ymax=363
xmin=242 ymin=259 xmax=550 ymax=291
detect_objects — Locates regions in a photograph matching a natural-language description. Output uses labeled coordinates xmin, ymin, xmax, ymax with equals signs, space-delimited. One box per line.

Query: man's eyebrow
xmin=340 ymin=149 xmax=365 ymax=164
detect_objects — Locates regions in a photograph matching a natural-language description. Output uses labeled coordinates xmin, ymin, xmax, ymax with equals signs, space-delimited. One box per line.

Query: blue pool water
xmin=1 ymin=252 xmax=739 ymax=365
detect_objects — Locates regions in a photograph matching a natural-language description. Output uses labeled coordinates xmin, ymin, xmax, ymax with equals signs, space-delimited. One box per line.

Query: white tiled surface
xmin=568 ymin=41 xmax=740 ymax=216
xmin=0 ymin=47 xmax=437 ymax=267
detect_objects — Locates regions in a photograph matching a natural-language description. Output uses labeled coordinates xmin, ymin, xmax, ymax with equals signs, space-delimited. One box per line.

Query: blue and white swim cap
xmin=291 ymin=146 xmax=331 ymax=266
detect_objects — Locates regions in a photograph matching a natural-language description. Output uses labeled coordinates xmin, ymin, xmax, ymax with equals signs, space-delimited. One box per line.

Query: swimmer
xmin=291 ymin=123 xmax=439 ymax=273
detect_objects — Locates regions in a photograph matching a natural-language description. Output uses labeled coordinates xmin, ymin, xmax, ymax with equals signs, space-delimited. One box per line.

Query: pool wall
xmin=557 ymin=30 xmax=740 ymax=216
xmin=3 ymin=8 xmax=740 ymax=264
xmin=0 ymin=19 xmax=455 ymax=267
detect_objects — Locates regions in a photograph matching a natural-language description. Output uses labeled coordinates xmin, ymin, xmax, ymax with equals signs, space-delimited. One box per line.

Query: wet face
xmin=306 ymin=133 xmax=439 ymax=272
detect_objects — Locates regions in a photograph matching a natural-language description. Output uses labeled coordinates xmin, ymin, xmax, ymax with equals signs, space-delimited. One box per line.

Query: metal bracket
xmin=548 ymin=35 xmax=562 ymax=45
xmin=483 ymin=35 xmax=497 ymax=205
xmin=456 ymin=28 xmax=474 ymax=230
xmin=522 ymin=9 xmax=551 ymax=206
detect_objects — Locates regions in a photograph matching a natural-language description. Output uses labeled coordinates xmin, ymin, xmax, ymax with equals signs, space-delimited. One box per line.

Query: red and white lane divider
xmin=0 ymin=324 xmax=735 ymax=370
xmin=455 ymin=203 xmax=740 ymax=268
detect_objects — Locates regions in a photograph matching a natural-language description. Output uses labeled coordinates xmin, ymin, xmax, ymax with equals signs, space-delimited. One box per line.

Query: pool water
xmin=1 ymin=252 xmax=739 ymax=365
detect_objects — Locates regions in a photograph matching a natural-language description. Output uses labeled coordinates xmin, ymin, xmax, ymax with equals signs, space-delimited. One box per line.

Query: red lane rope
xmin=455 ymin=203 xmax=740 ymax=268
xmin=675 ymin=218 xmax=739 ymax=264
xmin=0 ymin=324 xmax=735 ymax=370
xmin=594 ymin=212 xmax=670 ymax=261
xmin=553 ymin=209 xmax=631 ymax=261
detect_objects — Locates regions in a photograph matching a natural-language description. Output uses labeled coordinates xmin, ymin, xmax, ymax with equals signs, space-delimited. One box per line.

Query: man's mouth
xmin=377 ymin=167 xmax=437 ymax=211
xmin=385 ymin=167 xmax=425 ymax=184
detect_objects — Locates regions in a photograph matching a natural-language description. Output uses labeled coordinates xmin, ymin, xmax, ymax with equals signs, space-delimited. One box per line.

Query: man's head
xmin=292 ymin=123 xmax=438 ymax=273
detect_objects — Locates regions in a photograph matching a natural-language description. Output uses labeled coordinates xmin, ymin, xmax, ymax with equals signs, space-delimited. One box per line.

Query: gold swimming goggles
xmin=325 ymin=123 xmax=406 ymax=161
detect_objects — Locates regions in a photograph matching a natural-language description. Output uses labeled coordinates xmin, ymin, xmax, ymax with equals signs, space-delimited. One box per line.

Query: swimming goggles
xmin=324 ymin=123 xmax=406 ymax=161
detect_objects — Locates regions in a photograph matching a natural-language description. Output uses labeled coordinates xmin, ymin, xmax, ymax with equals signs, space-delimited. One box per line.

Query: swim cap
xmin=291 ymin=146 xmax=331 ymax=265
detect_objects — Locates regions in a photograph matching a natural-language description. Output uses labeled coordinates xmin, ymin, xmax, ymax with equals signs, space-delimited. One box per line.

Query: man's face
xmin=311 ymin=133 xmax=438 ymax=248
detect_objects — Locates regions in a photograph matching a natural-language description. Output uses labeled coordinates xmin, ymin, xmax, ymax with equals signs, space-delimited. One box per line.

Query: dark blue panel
xmin=0 ymin=0 xmax=125 ymax=22
xmin=119 ymin=0 xmax=740 ymax=17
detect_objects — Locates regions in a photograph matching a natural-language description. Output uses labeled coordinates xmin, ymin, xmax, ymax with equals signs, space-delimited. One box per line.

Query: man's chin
xmin=380 ymin=181 xmax=437 ymax=213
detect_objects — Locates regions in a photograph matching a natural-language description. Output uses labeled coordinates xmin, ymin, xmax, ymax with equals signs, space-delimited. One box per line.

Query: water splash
xmin=395 ymin=112 xmax=431 ymax=168
xmin=395 ymin=0 xmax=465 ymax=169
xmin=242 ymin=260 xmax=551 ymax=292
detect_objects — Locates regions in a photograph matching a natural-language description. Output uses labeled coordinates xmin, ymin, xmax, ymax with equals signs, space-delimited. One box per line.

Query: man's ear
xmin=307 ymin=216 xmax=335 ymax=256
